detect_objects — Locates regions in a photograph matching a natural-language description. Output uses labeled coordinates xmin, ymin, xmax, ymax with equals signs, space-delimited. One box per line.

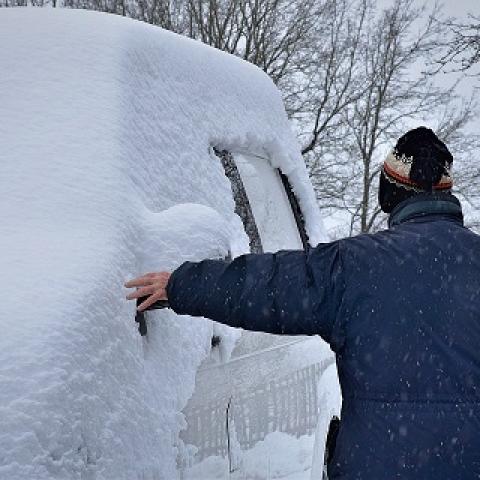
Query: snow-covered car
xmin=1 ymin=8 xmax=340 ymax=480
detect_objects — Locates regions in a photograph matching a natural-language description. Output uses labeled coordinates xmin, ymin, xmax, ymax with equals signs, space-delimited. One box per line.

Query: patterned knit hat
xmin=379 ymin=127 xmax=454 ymax=213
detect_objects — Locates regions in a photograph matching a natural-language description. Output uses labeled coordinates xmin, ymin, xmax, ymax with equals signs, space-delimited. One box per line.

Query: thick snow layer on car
xmin=0 ymin=8 xmax=326 ymax=480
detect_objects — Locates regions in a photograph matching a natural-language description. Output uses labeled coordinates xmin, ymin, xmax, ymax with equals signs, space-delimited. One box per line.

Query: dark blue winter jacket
xmin=167 ymin=193 xmax=480 ymax=479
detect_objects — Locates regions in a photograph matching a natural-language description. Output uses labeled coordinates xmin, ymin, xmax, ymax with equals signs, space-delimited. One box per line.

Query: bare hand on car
xmin=125 ymin=272 xmax=171 ymax=311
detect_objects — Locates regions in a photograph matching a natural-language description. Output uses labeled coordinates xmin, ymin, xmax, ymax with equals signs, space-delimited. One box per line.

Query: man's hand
xmin=125 ymin=272 xmax=171 ymax=312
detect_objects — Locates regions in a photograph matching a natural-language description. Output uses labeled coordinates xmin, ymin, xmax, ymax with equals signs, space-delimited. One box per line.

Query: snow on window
xmin=215 ymin=148 xmax=263 ymax=253
xmin=215 ymin=148 xmax=309 ymax=253
xmin=229 ymin=152 xmax=306 ymax=252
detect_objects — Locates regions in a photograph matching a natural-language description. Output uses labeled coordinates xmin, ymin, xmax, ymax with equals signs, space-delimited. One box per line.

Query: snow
xmin=235 ymin=153 xmax=303 ymax=252
xmin=0 ymin=8 xmax=327 ymax=480
xmin=184 ymin=432 xmax=316 ymax=480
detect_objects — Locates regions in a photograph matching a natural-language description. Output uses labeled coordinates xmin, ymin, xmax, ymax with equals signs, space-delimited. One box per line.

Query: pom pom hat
xmin=379 ymin=127 xmax=454 ymax=213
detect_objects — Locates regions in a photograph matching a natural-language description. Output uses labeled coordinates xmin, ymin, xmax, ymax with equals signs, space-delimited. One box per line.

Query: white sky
xmin=378 ymin=0 xmax=478 ymax=17
xmin=377 ymin=0 xmax=479 ymax=142
xmin=440 ymin=0 xmax=478 ymax=17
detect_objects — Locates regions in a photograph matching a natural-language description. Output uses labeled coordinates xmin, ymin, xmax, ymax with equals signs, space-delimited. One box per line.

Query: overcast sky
xmin=378 ymin=0 xmax=478 ymax=18
xmin=441 ymin=0 xmax=478 ymax=18
xmin=377 ymin=0 xmax=479 ymax=141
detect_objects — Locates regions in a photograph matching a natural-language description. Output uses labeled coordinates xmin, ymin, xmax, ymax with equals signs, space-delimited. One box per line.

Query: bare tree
xmin=308 ymin=0 xmax=476 ymax=237
xmin=298 ymin=0 xmax=368 ymax=155
xmin=438 ymin=15 xmax=480 ymax=73
xmin=434 ymin=97 xmax=480 ymax=232
xmin=181 ymin=0 xmax=320 ymax=87
xmin=3 ymin=0 xmax=478 ymax=234
xmin=291 ymin=0 xmax=369 ymax=225
xmin=184 ymin=0 xmax=244 ymax=52
xmin=239 ymin=0 xmax=318 ymax=83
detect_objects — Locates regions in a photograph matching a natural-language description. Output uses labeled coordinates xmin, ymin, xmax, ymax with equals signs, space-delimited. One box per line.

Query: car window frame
xmin=214 ymin=147 xmax=309 ymax=252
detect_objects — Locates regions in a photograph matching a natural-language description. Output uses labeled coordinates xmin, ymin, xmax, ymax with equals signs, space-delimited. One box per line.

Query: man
xmin=125 ymin=127 xmax=480 ymax=479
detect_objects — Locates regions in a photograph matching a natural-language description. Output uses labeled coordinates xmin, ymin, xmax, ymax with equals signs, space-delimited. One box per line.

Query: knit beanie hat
xmin=379 ymin=127 xmax=453 ymax=213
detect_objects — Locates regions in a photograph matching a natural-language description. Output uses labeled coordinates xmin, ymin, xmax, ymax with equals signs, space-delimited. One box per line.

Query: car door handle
xmin=134 ymin=298 xmax=170 ymax=337
xmin=137 ymin=298 xmax=170 ymax=311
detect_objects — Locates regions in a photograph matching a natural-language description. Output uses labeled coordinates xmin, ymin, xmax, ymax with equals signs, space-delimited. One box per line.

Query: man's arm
xmin=164 ymin=242 xmax=345 ymax=344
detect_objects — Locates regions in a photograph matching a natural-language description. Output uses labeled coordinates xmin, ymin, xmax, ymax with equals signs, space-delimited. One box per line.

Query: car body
xmin=0 ymin=9 xmax=339 ymax=479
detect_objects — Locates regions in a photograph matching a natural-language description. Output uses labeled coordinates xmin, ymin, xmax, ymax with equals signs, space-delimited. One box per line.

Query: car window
xmin=234 ymin=152 xmax=305 ymax=252
xmin=215 ymin=149 xmax=308 ymax=253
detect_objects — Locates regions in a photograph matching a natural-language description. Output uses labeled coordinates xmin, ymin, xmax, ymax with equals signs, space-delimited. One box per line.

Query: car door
xmin=178 ymin=148 xmax=338 ymax=480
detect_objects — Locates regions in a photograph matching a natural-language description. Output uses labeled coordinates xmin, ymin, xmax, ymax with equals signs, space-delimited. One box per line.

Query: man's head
xmin=379 ymin=127 xmax=454 ymax=213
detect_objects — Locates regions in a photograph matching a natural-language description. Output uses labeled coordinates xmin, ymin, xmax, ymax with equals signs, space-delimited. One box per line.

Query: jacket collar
xmin=388 ymin=193 xmax=464 ymax=228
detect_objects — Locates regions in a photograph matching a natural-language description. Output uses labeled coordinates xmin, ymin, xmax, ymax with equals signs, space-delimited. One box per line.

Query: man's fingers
xmin=124 ymin=272 xmax=171 ymax=311
xmin=125 ymin=272 xmax=169 ymax=288
xmin=124 ymin=276 xmax=154 ymax=288
xmin=137 ymin=291 xmax=167 ymax=312
xmin=126 ymin=285 xmax=155 ymax=300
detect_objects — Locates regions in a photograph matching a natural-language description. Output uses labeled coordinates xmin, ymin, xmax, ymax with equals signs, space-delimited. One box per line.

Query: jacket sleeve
xmin=166 ymin=241 xmax=345 ymax=346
